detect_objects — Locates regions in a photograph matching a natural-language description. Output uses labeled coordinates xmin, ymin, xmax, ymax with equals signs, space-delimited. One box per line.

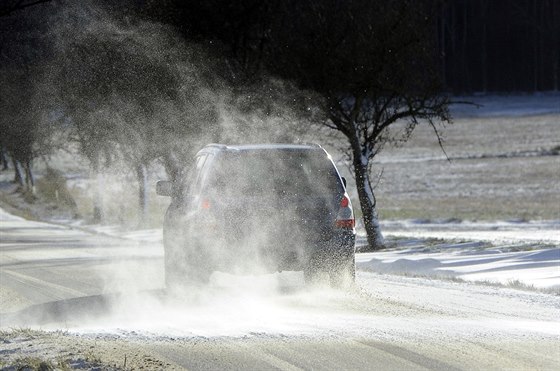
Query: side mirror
xmin=156 ymin=180 xmax=173 ymax=197
xmin=341 ymin=176 xmax=347 ymax=188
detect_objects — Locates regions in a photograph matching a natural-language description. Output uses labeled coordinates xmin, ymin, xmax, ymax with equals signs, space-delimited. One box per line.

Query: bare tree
xmin=49 ymin=4 xmax=222 ymax=224
xmin=262 ymin=0 xmax=452 ymax=249
xmin=327 ymin=95 xmax=450 ymax=249
xmin=0 ymin=7 xmax=53 ymax=196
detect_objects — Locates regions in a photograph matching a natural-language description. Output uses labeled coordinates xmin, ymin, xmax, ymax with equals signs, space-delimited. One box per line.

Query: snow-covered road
xmin=1 ymin=208 xmax=560 ymax=369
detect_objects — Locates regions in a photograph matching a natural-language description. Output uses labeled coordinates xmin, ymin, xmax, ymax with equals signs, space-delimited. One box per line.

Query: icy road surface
xmin=1 ymin=208 xmax=559 ymax=370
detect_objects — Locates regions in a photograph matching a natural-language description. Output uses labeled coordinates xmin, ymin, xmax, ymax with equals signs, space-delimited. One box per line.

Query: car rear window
xmin=206 ymin=150 xmax=341 ymax=197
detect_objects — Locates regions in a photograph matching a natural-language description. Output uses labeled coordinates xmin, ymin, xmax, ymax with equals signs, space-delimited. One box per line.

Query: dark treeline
xmin=437 ymin=0 xmax=560 ymax=93
xmin=139 ymin=0 xmax=560 ymax=93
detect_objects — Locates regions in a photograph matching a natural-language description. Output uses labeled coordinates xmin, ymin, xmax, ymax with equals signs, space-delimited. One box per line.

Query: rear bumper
xmin=165 ymin=222 xmax=356 ymax=273
xmin=310 ymin=231 xmax=356 ymax=258
xmin=211 ymin=229 xmax=355 ymax=272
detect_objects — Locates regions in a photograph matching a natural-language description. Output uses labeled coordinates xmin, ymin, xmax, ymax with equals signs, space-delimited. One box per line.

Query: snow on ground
xmin=357 ymin=244 xmax=559 ymax=290
xmin=0 ymin=206 xmax=24 ymax=222
xmin=64 ymin=220 xmax=164 ymax=243
xmin=450 ymin=92 xmax=560 ymax=118
xmin=356 ymin=219 xmax=560 ymax=290
xmin=381 ymin=219 xmax=560 ymax=244
xmin=1 ymin=205 xmax=560 ymax=369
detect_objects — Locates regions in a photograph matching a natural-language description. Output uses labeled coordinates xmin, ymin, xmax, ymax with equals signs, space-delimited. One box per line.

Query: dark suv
xmin=156 ymin=144 xmax=356 ymax=288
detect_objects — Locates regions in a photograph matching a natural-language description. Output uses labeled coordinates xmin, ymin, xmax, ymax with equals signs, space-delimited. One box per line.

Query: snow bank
xmin=357 ymin=244 xmax=559 ymax=289
xmin=0 ymin=207 xmax=25 ymax=222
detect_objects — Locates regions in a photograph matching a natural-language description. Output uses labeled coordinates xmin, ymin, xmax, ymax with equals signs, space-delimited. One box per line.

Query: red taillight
xmin=199 ymin=199 xmax=217 ymax=230
xmin=335 ymin=195 xmax=354 ymax=229
xmin=335 ymin=219 xmax=355 ymax=228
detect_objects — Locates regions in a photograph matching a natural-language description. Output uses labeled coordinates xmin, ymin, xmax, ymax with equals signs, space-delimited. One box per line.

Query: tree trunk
xmin=23 ymin=158 xmax=35 ymax=195
xmin=12 ymin=157 xmax=24 ymax=187
xmin=0 ymin=146 xmax=8 ymax=170
xmin=351 ymin=144 xmax=385 ymax=250
xmin=136 ymin=162 xmax=148 ymax=227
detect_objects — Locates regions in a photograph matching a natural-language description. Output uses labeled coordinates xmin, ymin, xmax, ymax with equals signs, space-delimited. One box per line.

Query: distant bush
xmin=36 ymin=168 xmax=79 ymax=218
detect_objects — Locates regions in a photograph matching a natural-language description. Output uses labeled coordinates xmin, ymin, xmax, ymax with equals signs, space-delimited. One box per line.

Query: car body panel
xmin=162 ymin=143 xmax=355 ymax=279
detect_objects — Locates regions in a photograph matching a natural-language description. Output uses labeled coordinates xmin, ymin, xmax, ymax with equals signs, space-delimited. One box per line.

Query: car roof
xmin=199 ymin=143 xmax=324 ymax=154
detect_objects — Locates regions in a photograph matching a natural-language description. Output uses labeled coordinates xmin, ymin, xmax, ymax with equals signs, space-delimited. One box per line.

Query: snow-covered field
xmin=367 ymin=93 xmax=560 ymax=221
xmin=450 ymin=92 xmax=560 ymax=118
